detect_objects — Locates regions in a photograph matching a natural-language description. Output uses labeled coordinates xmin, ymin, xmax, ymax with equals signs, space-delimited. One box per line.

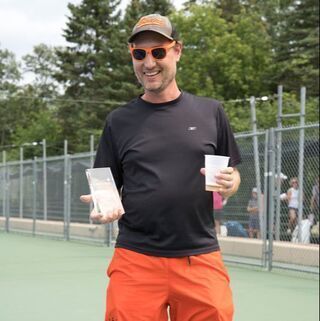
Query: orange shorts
xmin=105 ymin=248 xmax=234 ymax=321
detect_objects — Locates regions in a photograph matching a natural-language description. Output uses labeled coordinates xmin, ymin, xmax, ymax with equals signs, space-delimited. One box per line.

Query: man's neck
xmin=142 ymin=83 xmax=181 ymax=104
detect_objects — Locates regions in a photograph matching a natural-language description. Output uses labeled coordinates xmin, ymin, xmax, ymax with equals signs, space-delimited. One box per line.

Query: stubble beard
xmin=135 ymin=69 xmax=176 ymax=94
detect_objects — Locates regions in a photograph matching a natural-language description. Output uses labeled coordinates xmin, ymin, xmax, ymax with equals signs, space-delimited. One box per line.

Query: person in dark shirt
xmin=81 ymin=14 xmax=241 ymax=321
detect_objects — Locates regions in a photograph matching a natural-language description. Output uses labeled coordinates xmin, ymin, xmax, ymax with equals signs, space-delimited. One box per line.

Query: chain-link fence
xmin=227 ymin=124 xmax=319 ymax=274
xmin=0 ymin=123 xmax=319 ymax=274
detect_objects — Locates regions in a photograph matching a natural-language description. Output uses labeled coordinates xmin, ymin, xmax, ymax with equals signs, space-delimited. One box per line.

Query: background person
xmin=247 ymin=187 xmax=261 ymax=239
xmin=81 ymin=14 xmax=241 ymax=321
xmin=275 ymin=172 xmax=288 ymax=201
xmin=310 ymin=176 xmax=319 ymax=224
xmin=286 ymin=177 xmax=300 ymax=235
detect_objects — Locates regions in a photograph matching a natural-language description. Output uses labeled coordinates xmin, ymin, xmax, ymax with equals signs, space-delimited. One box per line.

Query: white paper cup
xmin=205 ymin=155 xmax=230 ymax=191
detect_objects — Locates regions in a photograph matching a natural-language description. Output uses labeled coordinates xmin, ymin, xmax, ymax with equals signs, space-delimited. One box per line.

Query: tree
xmin=0 ymin=47 xmax=21 ymax=147
xmin=172 ymin=2 xmax=272 ymax=100
xmin=0 ymin=47 xmax=21 ymax=90
xmin=0 ymin=47 xmax=63 ymax=155
xmin=272 ymin=0 xmax=319 ymax=96
xmin=122 ymin=0 xmax=145 ymax=96
xmin=11 ymin=108 xmax=62 ymax=159
xmin=55 ymin=0 xmax=130 ymax=152
xmin=0 ymin=84 xmax=56 ymax=152
xmin=215 ymin=0 xmax=243 ymax=21
xmin=251 ymin=0 xmax=319 ymax=96
xmin=123 ymin=0 xmax=144 ymax=33
xmin=140 ymin=0 xmax=174 ymax=15
xmin=56 ymin=0 xmax=123 ymax=97
xmin=22 ymin=44 xmax=60 ymax=98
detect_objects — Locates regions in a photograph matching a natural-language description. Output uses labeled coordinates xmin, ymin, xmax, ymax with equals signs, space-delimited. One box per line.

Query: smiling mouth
xmin=144 ymin=71 xmax=161 ymax=77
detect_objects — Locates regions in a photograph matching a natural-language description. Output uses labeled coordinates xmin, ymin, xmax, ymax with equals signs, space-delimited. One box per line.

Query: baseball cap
xmin=275 ymin=172 xmax=288 ymax=180
xmin=252 ymin=187 xmax=258 ymax=193
xmin=128 ymin=14 xmax=178 ymax=43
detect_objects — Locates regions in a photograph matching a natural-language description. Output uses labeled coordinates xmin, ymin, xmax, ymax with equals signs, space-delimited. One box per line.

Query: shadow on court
xmin=0 ymin=233 xmax=318 ymax=321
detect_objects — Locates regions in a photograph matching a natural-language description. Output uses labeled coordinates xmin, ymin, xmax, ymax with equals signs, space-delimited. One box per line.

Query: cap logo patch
xmin=136 ymin=16 xmax=165 ymax=28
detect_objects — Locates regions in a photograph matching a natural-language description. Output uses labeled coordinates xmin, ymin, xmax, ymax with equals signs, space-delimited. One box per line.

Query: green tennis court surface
xmin=0 ymin=232 xmax=318 ymax=321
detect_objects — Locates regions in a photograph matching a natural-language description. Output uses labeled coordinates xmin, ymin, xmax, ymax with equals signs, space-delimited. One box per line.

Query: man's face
xmin=130 ymin=31 xmax=182 ymax=95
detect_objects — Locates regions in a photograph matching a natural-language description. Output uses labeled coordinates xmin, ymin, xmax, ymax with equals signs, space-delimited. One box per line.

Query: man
xmin=81 ymin=14 xmax=241 ymax=321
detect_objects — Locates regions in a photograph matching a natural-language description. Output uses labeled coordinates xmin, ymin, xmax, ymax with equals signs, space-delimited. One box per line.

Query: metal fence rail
xmin=0 ymin=123 xmax=319 ymax=274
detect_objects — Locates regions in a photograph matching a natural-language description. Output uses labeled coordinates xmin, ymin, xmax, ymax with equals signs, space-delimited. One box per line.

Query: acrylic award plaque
xmin=85 ymin=167 xmax=124 ymax=215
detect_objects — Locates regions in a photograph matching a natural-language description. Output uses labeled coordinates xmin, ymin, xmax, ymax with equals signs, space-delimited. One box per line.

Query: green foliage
xmin=173 ymin=3 xmax=272 ymax=99
xmin=223 ymin=100 xmax=252 ymax=132
xmin=0 ymin=85 xmax=49 ymax=149
xmin=0 ymin=46 xmax=61 ymax=158
xmin=140 ymin=0 xmax=174 ymax=15
xmin=0 ymin=47 xmax=21 ymax=87
xmin=225 ymin=93 xmax=320 ymax=133
xmin=215 ymin=0 xmax=243 ymax=21
xmin=123 ymin=0 xmax=144 ymax=35
xmin=10 ymin=108 xmax=62 ymax=160
xmin=0 ymin=47 xmax=22 ymax=147
xmin=22 ymin=44 xmax=60 ymax=97
xmin=258 ymin=0 xmax=319 ymax=96
xmin=54 ymin=0 xmax=134 ymax=152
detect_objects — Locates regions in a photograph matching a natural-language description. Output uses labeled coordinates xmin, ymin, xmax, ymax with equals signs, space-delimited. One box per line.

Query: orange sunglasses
xmin=129 ymin=41 xmax=176 ymax=61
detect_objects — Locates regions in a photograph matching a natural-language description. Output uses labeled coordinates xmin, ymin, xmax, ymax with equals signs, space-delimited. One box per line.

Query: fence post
xmin=297 ymin=87 xmax=306 ymax=242
xmin=43 ymin=139 xmax=47 ymax=220
xmin=32 ymin=157 xmax=37 ymax=236
xmin=250 ymin=96 xmax=263 ymax=234
xmin=1 ymin=153 xmax=4 ymax=217
xmin=89 ymin=135 xmax=94 ymax=222
xmin=262 ymin=130 xmax=269 ymax=268
xmin=3 ymin=151 xmax=9 ymax=232
xmin=90 ymin=135 xmax=95 ymax=168
xmin=104 ymin=224 xmax=112 ymax=246
xmin=63 ymin=140 xmax=70 ymax=241
xmin=275 ymin=85 xmax=283 ymax=240
xmin=267 ymin=128 xmax=276 ymax=271
xmin=67 ymin=154 xmax=71 ymax=240
xmin=19 ymin=147 xmax=24 ymax=219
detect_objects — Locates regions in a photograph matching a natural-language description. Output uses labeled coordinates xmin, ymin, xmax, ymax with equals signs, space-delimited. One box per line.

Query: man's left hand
xmin=200 ymin=167 xmax=241 ymax=198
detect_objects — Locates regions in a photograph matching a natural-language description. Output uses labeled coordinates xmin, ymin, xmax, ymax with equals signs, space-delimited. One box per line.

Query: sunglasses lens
xmin=132 ymin=49 xmax=146 ymax=60
xmin=152 ymin=48 xmax=166 ymax=59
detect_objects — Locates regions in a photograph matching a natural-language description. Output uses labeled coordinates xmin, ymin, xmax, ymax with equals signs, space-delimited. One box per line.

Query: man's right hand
xmin=80 ymin=194 xmax=124 ymax=224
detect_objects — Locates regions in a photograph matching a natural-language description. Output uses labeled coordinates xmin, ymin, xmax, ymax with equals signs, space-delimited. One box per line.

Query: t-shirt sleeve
xmin=216 ymin=103 xmax=241 ymax=167
xmin=93 ymin=115 xmax=123 ymax=190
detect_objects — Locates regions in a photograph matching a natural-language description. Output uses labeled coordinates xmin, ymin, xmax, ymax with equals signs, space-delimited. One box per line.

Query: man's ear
xmin=175 ymin=41 xmax=183 ymax=62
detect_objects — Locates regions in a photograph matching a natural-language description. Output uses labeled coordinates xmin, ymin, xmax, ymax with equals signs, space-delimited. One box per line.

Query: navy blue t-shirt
xmin=94 ymin=92 xmax=241 ymax=257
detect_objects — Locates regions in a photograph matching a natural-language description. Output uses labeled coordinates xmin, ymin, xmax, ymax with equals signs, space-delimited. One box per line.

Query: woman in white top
xmin=287 ymin=177 xmax=300 ymax=234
